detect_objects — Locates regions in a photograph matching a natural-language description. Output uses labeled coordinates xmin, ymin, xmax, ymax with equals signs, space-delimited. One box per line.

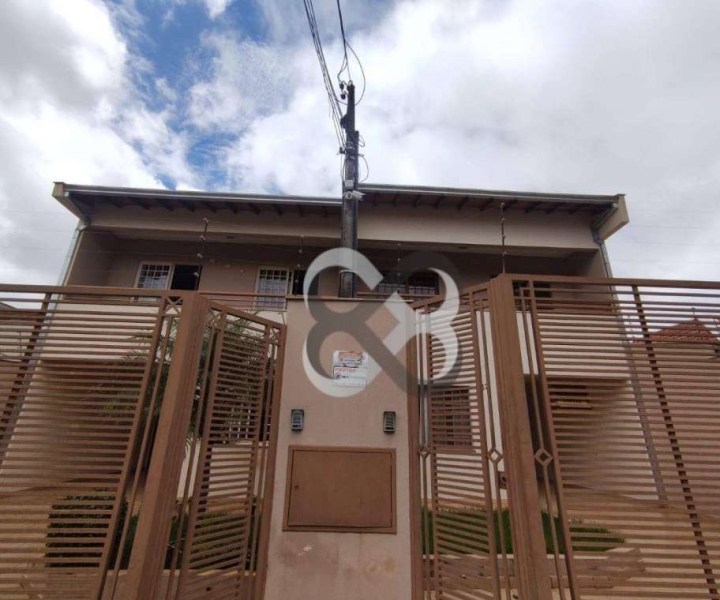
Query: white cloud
xmin=219 ymin=0 xmax=720 ymax=281
xmin=3 ymin=0 xmax=720 ymax=287
xmin=188 ymin=33 xmax=297 ymax=132
xmin=0 ymin=0 xmax=194 ymax=284
xmin=205 ymin=0 xmax=232 ymax=19
xmin=159 ymin=0 xmax=233 ymax=20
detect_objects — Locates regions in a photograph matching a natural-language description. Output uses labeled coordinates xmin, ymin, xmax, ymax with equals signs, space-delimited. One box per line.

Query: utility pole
xmin=339 ymin=81 xmax=359 ymax=298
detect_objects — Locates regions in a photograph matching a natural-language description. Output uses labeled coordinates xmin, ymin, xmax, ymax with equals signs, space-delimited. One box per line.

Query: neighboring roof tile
xmin=647 ymin=319 xmax=720 ymax=344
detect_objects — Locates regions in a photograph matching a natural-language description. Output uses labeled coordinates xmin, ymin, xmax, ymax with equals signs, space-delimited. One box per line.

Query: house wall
xmin=86 ymin=202 xmax=600 ymax=251
xmin=64 ymin=229 xmax=118 ymax=287
xmin=264 ymin=298 xmax=412 ymax=600
xmin=66 ymin=235 xmax=605 ymax=298
xmin=67 ymin=237 xmax=339 ymax=296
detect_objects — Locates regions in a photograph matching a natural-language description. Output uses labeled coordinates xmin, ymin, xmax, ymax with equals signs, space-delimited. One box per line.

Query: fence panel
xmin=159 ymin=303 xmax=284 ymax=600
xmin=413 ymin=288 xmax=516 ymax=600
xmin=515 ymin=277 xmax=720 ymax=600
xmin=0 ymin=286 xmax=179 ymax=600
xmin=415 ymin=276 xmax=720 ymax=600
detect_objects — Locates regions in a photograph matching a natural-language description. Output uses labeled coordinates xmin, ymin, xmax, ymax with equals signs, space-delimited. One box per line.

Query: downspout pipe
xmin=593 ymin=214 xmax=667 ymax=501
xmin=57 ymin=216 xmax=89 ymax=286
xmin=592 ymin=228 xmax=614 ymax=278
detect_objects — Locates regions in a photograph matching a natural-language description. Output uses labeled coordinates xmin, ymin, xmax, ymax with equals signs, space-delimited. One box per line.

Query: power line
xmin=343 ymin=41 xmax=366 ymax=104
xmin=302 ymin=0 xmax=345 ymax=149
xmin=335 ymin=17 xmax=366 ymax=106
xmin=336 ymin=0 xmax=351 ymax=82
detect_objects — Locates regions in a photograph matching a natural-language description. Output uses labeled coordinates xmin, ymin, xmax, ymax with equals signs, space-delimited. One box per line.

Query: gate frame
xmin=124 ymin=293 xmax=210 ymax=600
xmin=408 ymin=275 xmax=554 ymax=600
xmin=487 ymin=275 xmax=554 ymax=600
xmin=123 ymin=293 xmax=286 ymax=600
xmin=410 ymin=273 xmax=720 ymax=600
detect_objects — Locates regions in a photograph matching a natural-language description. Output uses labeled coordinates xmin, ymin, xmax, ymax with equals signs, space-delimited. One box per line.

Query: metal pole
xmin=339 ymin=82 xmax=358 ymax=297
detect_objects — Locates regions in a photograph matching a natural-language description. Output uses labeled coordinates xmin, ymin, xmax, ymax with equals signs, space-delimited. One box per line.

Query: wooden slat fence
xmin=0 ymin=286 xmax=285 ymax=600
xmin=412 ymin=275 xmax=720 ymax=600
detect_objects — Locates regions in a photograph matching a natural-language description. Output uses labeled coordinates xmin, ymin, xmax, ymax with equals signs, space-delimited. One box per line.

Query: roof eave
xmin=592 ymin=194 xmax=629 ymax=241
xmin=58 ymin=183 xmax=341 ymax=209
xmin=53 ymin=182 xmax=90 ymax=221
xmin=359 ymin=182 xmax=620 ymax=206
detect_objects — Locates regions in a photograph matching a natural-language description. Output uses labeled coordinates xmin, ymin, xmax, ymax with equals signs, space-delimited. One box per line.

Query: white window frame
xmin=254 ymin=267 xmax=294 ymax=310
xmin=134 ymin=262 xmax=202 ymax=294
xmin=135 ymin=262 xmax=174 ymax=290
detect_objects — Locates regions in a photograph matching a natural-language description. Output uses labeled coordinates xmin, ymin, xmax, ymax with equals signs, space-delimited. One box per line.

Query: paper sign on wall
xmin=332 ymin=350 xmax=368 ymax=387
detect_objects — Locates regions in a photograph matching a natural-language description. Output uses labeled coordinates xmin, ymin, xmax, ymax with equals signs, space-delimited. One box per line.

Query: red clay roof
xmin=648 ymin=319 xmax=720 ymax=344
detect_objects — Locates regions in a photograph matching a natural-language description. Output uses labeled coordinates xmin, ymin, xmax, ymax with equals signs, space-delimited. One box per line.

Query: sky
xmin=0 ymin=0 xmax=719 ymax=285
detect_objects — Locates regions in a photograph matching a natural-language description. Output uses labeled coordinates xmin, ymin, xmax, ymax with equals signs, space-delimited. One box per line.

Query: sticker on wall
xmin=332 ymin=350 xmax=369 ymax=387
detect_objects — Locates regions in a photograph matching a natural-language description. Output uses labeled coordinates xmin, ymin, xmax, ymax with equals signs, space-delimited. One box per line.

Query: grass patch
xmin=422 ymin=508 xmax=623 ymax=555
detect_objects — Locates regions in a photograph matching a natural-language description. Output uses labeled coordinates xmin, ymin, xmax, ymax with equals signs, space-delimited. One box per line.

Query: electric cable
xmin=302 ymin=0 xmax=345 ymax=148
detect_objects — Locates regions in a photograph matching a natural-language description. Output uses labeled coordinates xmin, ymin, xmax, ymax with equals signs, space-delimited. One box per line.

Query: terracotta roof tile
xmin=648 ymin=319 xmax=720 ymax=344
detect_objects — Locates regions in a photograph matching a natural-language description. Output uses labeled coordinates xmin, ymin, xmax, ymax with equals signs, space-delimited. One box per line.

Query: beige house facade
xmin=54 ymin=182 xmax=628 ymax=311
xmin=44 ymin=182 xmax=632 ymax=599
xmin=12 ymin=181 xmax=691 ymax=600
xmin=3 ymin=181 xmax=719 ymax=600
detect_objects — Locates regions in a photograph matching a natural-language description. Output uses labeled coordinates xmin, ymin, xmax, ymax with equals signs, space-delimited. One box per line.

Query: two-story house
xmin=6 ymin=180 xmax=720 ymax=600
xmin=53 ymin=182 xmax=628 ymax=313
xmin=1 ymin=181 xmax=641 ymax=600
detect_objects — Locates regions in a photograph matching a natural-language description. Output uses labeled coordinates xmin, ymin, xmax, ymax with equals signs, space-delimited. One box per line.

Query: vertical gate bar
xmin=255 ymin=324 xmax=286 ymax=600
xmin=417 ymin=311 xmax=433 ymax=598
xmin=246 ymin=325 xmax=273 ymax=597
xmin=478 ymin=295 xmax=512 ymax=599
xmin=524 ymin=282 xmax=580 ymax=600
xmin=124 ymin=293 xmax=210 ymax=600
xmin=633 ymin=286 xmax=719 ymax=598
xmin=406 ymin=311 xmax=423 ymax=600
xmin=177 ymin=309 xmax=226 ymax=594
xmin=468 ymin=290 xmax=502 ymax=599
xmin=247 ymin=326 xmax=274 ymax=589
xmin=165 ymin=311 xmax=218 ymax=600
xmin=487 ymin=275 xmax=552 ymax=600
xmin=237 ymin=324 xmax=273 ymax=599
xmin=100 ymin=296 xmax=170 ymax=600
xmin=423 ymin=308 xmax=443 ymax=597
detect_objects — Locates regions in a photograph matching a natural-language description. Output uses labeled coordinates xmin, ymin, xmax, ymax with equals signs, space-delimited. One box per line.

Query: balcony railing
xmin=202 ymin=290 xmax=438 ymax=312
xmin=201 ymin=291 xmax=288 ymax=312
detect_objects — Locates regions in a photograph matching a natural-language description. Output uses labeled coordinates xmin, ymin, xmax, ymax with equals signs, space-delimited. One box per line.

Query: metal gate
xmin=0 ymin=286 xmax=284 ymax=600
xmin=412 ymin=275 xmax=720 ymax=600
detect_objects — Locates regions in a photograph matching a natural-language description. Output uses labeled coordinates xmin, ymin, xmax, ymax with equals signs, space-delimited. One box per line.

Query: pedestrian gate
xmin=411 ymin=275 xmax=720 ymax=600
xmin=0 ymin=286 xmax=284 ymax=600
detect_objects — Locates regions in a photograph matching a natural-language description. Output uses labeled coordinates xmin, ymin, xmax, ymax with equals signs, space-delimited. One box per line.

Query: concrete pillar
xmin=263 ymin=298 xmax=412 ymax=600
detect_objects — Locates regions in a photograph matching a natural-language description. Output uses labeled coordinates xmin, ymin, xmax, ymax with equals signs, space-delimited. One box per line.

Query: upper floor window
xmin=376 ymin=271 xmax=439 ymax=297
xmin=137 ymin=263 xmax=171 ymax=290
xmin=255 ymin=267 xmax=319 ymax=309
xmin=136 ymin=263 xmax=201 ymax=291
xmin=255 ymin=268 xmax=292 ymax=309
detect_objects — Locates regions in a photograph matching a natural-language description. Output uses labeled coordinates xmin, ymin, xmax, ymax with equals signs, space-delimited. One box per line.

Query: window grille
xmin=136 ymin=263 xmax=172 ymax=290
xmin=377 ymin=271 xmax=439 ymax=297
xmin=256 ymin=268 xmax=292 ymax=309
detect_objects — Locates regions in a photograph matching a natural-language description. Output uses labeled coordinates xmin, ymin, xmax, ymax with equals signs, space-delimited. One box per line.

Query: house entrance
xmin=410 ymin=276 xmax=720 ymax=600
xmin=0 ymin=286 xmax=284 ymax=600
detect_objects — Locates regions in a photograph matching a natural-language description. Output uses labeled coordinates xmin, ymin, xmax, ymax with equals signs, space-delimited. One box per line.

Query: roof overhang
xmin=52 ymin=182 xmax=342 ymax=220
xmin=53 ymin=181 xmax=628 ymax=240
xmin=358 ymin=183 xmax=627 ymax=240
